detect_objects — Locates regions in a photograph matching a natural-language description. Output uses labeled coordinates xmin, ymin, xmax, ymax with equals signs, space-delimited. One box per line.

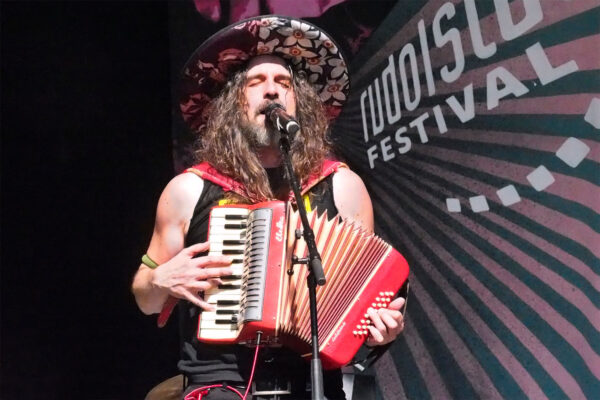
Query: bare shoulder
xmin=332 ymin=167 xmax=374 ymax=232
xmin=156 ymin=172 xmax=204 ymax=228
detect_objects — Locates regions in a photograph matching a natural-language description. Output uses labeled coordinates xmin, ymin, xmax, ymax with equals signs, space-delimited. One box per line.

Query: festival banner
xmin=333 ymin=1 xmax=599 ymax=398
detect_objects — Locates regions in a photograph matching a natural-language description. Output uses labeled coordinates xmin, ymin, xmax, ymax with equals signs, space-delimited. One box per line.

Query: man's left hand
xmin=366 ymin=297 xmax=405 ymax=346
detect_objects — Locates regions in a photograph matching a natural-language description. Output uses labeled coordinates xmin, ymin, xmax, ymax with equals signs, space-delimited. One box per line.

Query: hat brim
xmin=179 ymin=15 xmax=349 ymax=133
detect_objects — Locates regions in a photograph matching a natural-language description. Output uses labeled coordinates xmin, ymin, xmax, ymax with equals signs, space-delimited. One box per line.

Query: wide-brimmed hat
xmin=179 ymin=15 xmax=350 ymax=133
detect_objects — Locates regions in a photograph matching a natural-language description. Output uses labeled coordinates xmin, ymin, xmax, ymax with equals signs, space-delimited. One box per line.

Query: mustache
xmin=256 ymin=100 xmax=284 ymax=116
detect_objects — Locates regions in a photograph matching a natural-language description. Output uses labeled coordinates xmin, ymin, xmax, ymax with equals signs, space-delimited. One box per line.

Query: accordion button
xmin=353 ymin=331 xmax=357 ymax=335
xmin=375 ymin=297 xmax=380 ymax=301
xmin=360 ymin=319 xmax=365 ymax=324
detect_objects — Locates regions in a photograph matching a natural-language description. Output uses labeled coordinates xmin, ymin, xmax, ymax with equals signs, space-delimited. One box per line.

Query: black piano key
xmin=223 ymin=240 xmax=245 ymax=245
xmin=225 ymin=215 xmax=246 ymax=220
xmin=214 ymin=319 xmax=237 ymax=325
xmin=222 ymin=249 xmax=244 ymax=255
xmin=218 ymin=284 xmax=241 ymax=290
xmin=216 ymin=300 xmax=240 ymax=306
xmin=216 ymin=309 xmax=237 ymax=315
xmin=221 ymin=275 xmax=242 ymax=280
xmin=225 ymin=223 xmax=247 ymax=229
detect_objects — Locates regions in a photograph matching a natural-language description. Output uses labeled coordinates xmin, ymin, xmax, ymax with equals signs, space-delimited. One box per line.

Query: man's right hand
xmin=151 ymin=241 xmax=233 ymax=311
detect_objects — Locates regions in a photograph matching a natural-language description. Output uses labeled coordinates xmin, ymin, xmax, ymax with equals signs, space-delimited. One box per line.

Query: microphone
xmin=264 ymin=103 xmax=300 ymax=136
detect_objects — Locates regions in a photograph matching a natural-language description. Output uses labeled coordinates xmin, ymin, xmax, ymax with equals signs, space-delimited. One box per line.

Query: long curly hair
xmin=194 ymin=65 xmax=332 ymax=202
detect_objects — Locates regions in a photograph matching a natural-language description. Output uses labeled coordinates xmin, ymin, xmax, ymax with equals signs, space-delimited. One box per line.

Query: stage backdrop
xmin=170 ymin=1 xmax=599 ymax=399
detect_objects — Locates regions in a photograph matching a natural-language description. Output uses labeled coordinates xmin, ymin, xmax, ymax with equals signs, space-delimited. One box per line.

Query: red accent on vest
xmin=184 ymin=159 xmax=346 ymax=202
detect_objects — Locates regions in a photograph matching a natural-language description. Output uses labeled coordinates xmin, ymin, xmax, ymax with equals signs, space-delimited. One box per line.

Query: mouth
xmin=257 ymin=101 xmax=283 ymax=116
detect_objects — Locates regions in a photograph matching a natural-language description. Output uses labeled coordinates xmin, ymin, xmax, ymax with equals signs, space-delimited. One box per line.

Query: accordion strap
xmin=184 ymin=162 xmax=251 ymax=200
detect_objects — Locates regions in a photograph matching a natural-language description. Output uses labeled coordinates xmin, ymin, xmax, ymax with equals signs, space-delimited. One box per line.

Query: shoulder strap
xmin=184 ymin=160 xmax=346 ymax=202
xmin=297 ymin=159 xmax=347 ymax=199
xmin=184 ymin=162 xmax=251 ymax=201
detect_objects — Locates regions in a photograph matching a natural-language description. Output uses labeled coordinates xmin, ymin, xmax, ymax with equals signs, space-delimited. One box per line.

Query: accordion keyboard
xmin=199 ymin=206 xmax=272 ymax=340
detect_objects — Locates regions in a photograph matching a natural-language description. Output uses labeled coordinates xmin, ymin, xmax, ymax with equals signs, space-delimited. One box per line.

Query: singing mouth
xmin=258 ymin=101 xmax=283 ymax=115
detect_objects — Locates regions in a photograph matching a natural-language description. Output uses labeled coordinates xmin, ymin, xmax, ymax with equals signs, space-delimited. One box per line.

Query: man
xmin=132 ymin=15 xmax=405 ymax=399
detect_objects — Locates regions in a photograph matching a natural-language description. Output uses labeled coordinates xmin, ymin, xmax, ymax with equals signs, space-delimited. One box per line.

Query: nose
xmin=263 ymin=79 xmax=278 ymax=100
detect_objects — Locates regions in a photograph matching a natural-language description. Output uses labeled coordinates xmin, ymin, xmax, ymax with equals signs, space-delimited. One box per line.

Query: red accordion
xmin=198 ymin=201 xmax=409 ymax=369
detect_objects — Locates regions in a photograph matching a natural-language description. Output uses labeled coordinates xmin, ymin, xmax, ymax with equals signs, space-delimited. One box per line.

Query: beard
xmin=242 ymin=103 xmax=282 ymax=148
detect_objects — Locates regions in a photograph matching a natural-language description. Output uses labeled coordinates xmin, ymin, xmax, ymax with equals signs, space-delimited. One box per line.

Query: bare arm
xmin=131 ymin=173 xmax=233 ymax=314
xmin=332 ymin=167 xmax=404 ymax=346
xmin=332 ymin=167 xmax=374 ymax=232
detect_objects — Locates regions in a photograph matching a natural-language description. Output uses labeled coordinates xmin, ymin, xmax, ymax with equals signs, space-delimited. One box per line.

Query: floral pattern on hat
xmin=179 ymin=15 xmax=349 ymax=133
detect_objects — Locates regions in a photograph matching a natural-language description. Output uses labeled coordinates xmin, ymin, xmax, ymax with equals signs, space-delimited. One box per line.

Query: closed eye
xmin=278 ymin=79 xmax=292 ymax=89
xmin=247 ymin=77 xmax=264 ymax=87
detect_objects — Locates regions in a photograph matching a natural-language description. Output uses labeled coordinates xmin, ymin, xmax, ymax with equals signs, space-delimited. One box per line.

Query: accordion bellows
xmin=198 ymin=201 xmax=409 ymax=369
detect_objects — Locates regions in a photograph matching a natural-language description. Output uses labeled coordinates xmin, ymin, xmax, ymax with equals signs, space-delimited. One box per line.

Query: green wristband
xmin=141 ymin=254 xmax=160 ymax=269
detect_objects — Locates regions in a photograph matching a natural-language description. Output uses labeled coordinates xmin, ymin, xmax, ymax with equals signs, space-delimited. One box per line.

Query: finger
xmin=379 ymin=310 xmax=399 ymax=331
xmin=184 ymin=241 xmax=210 ymax=256
xmin=388 ymin=297 xmax=405 ymax=311
xmin=397 ymin=318 xmax=405 ymax=334
xmin=181 ymin=290 xmax=215 ymax=311
xmin=196 ymin=266 xmax=235 ymax=280
xmin=381 ymin=308 xmax=402 ymax=321
xmin=193 ymin=255 xmax=233 ymax=268
xmin=367 ymin=325 xmax=384 ymax=344
xmin=367 ymin=307 xmax=386 ymax=333
xmin=187 ymin=280 xmax=219 ymax=291
xmin=207 ymin=278 xmax=223 ymax=287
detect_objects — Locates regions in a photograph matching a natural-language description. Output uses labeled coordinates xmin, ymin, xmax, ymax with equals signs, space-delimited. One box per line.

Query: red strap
xmin=297 ymin=159 xmax=346 ymax=200
xmin=157 ymin=296 xmax=179 ymax=328
xmin=184 ymin=162 xmax=251 ymax=200
xmin=185 ymin=160 xmax=347 ymax=200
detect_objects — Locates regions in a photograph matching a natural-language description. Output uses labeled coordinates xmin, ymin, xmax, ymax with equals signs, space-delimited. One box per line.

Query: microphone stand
xmin=278 ymin=130 xmax=326 ymax=400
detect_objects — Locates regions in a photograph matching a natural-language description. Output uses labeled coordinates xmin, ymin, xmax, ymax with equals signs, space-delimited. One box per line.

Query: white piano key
xmin=208 ymin=226 xmax=247 ymax=236
xmin=206 ymin=293 xmax=243 ymax=303
xmin=208 ymin=243 xmax=246 ymax=253
xmin=210 ymin=208 xmax=249 ymax=217
xmin=208 ymin=305 xmax=240 ymax=313
xmin=201 ymin=316 xmax=237 ymax=325
xmin=205 ymin=288 xmax=242 ymax=297
xmin=198 ymin=328 xmax=238 ymax=341
xmin=208 ymin=235 xmax=247 ymax=243
xmin=199 ymin=312 xmax=238 ymax=322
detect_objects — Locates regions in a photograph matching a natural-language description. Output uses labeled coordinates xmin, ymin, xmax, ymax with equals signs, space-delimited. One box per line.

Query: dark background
xmin=2 ymin=2 xmax=178 ymax=398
